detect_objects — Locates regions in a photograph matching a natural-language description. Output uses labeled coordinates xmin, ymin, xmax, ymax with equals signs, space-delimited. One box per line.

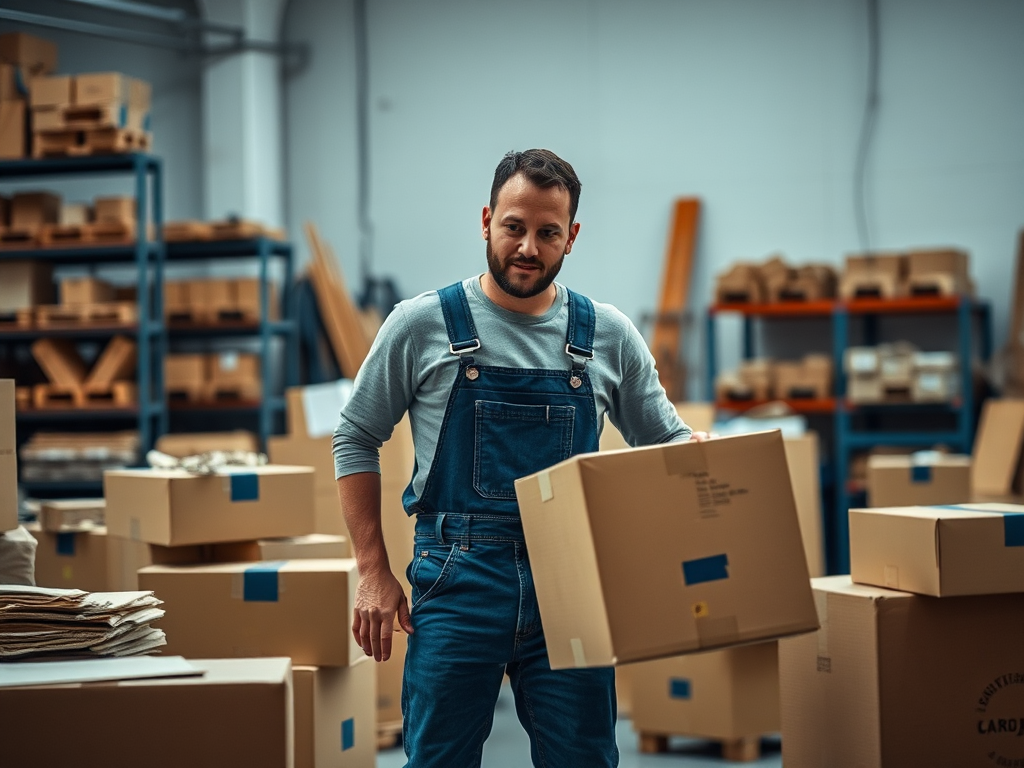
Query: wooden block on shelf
xmin=84 ymin=335 xmax=136 ymax=388
xmin=61 ymin=276 xmax=114 ymax=305
xmin=164 ymin=220 xmax=214 ymax=242
xmin=31 ymin=337 xmax=88 ymax=386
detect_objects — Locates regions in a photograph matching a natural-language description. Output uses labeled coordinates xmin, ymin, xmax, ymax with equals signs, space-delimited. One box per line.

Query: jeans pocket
xmin=473 ymin=400 xmax=576 ymax=500
xmin=410 ymin=543 xmax=461 ymax=607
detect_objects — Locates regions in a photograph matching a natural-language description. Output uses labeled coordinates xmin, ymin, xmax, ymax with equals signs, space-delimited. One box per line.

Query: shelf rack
xmin=706 ymin=295 xmax=993 ymax=574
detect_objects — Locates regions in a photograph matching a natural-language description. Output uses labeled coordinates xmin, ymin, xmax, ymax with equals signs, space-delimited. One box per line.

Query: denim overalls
xmin=400 ymin=282 xmax=618 ymax=768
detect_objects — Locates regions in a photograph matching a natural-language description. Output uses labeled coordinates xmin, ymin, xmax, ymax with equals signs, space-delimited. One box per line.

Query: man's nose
xmin=519 ymin=233 xmax=539 ymax=257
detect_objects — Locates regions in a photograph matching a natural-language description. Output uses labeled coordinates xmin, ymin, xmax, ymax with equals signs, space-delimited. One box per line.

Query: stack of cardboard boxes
xmin=844 ymin=343 xmax=958 ymax=404
xmin=716 ymin=355 xmax=833 ymax=403
xmin=715 ymin=256 xmax=838 ymax=305
xmin=165 ymin=351 xmax=262 ymax=403
xmin=839 ymin=249 xmax=972 ymax=300
xmin=164 ymin=277 xmax=279 ymax=325
xmin=0 ymin=33 xmax=57 ymax=160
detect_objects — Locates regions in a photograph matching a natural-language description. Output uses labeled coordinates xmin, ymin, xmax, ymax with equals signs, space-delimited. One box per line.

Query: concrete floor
xmin=377 ymin=683 xmax=783 ymax=767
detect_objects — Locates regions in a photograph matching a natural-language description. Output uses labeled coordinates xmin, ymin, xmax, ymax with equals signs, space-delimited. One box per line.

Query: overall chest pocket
xmin=473 ymin=400 xmax=576 ymax=500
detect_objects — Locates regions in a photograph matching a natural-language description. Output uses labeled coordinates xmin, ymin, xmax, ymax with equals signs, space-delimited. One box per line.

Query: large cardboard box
xmin=0 ymin=658 xmax=294 ymax=768
xmin=26 ymin=522 xmax=109 ymax=592
xmin=75 ymin=73 xmax=150 ymax=109
xmin=906 ymin=248 xmax=971 ymax=296
xmin=850 ymin=502 xmax=1024 ymax=596
xmin=11 ymin=190 xmax=60 ymax=230
xmin=28 ymin=74 xmax=70 ymax=108
xmin=0 ymin=99 xmax=26 ymax=160
xmin=515 ymin=430 xmax=818 ymax=668
xmin=630 ymin=641 xmax=779 ymax=742
xmin=103 ymin=465 xmax=316 ymax=546
xmin=0 ymin=379 xmax=15 ymax=532
xmin=40 ymin=498 xmax=104 ymax=532
xmin=783 ymin=433 xmax=826 ymax=577
xmin=600 ymin=402 xmax=715 ymax=451
xmin=294 ymin=658 xmax=376 ymax=768
xmin=839 ymin=253 xmax=907 ymax=300
xmin=0 ymin=33 xmax=57 ymax=75
xmin=867 ymin=453 xmax=972 ymax=507
xmin=139 ymin=559 xmax=359 ymax=666
xmin=780 ymin=576 xmax=1024 ymax=768
xmin=0 ymin=261 xmax=54 ymax=311
xmin=268 ymin=435 xmax=345 ymax=537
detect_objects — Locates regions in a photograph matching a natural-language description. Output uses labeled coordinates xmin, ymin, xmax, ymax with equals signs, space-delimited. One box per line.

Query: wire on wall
xmin=854 ymin=0 xmax=880 ymax=254
xmin=354 ymin=0 xmax=373 ymax=286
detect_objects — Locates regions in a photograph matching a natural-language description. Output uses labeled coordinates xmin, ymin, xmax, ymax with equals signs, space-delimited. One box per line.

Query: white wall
xmin=282 ymin=0 xmax=1024 ymax=395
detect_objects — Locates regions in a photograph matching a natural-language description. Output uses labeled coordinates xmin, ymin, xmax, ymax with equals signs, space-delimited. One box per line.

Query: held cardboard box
xmin=630 ymin=641 xmax=779 ymax=743
xmin=780 ymin=576 xmax=1024 ymax=768
xmin=1 ymin=379 xmax=15 ymax=532
xmin=0 ymin=99 xmax=26 ymax=160
xmin=294 ymin=658 xmax=376 ymax=768
xmin=0 ymin=261 xmax=54 ymax=311
xmin=154 ymin=430 xmax=259 ymax=458
xmin=0 ymin=658 xmax=294 ymax=768
xmin=514 ymin=430 xmax=818 ymax=668
xmin=61 ymin=276 xmax=114 ymax=305
xmin=139 ymin=559 xmax=359 ymax=666
xmin=866 ymin=453 xmax=971 ymax=508
xmin=0 ymin=33 xmax=57 ymax=75
xmin=26 ymin=522 xmax=109 ymax=592
xmin=850 ymin=502 xmax=1024 ymax=597
xmin=103 ymin=465 xmax=316 ymax=546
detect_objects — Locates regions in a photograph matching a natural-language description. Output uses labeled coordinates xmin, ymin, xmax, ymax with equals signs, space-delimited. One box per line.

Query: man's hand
xmin=688 ymin=431 xmax=711 ymax=442
xmin=352 ymin=567 xmax=414 ymax=662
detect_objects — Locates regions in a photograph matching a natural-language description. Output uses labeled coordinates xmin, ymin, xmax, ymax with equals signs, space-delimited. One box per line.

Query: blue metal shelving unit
xmin=0 ymin=154 xmax=165 ymax=497
xmin=705 ymin=295 xmax=992 ymax=575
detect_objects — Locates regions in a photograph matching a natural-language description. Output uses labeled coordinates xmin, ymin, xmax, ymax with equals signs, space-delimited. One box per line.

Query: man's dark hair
xmin=489 ymin=149 xmax=582 ymax=224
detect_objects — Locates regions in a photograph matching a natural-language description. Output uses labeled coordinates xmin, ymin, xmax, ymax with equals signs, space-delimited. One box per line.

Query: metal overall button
xmin=569 ymin=375 xmax=582 ymax=388
xmin=466 ymin=367 xmax=479 ymax=381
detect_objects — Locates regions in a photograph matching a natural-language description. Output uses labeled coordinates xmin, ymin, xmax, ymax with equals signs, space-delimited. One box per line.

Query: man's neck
xmin=479 ymin=273 xmax=557 ymax=316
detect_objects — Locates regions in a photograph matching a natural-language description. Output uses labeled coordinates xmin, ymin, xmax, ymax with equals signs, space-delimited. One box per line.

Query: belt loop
xmin=435 ymin=513 xmax=446 ymax=545
xmin=460 ymin=517 xmax=471 ymax=552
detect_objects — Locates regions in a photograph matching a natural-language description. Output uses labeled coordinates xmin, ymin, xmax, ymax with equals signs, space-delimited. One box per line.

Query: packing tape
xmin=225 ymin=473 xmax=260 ymax=502
xmin=234 ymin=561 xmax=287 ymax=602
xmin=911 ymin=465 xmax=933 ymax=484
xmin=815 ymin=591 xmax=829 ymax=657
xmin=56 ymin=532 xmax=76 ymax=556
xmin=538 ymin=472 xmax=553 ymax=503
xmin=570 ymin=638 xmax=587 ymax=668
xmin=883 ymin=565 xmax=900 ymax=589
xmin=662 ymin=441 xmax=708 ymax=478
xmin=130 ymin=518 xmax=141 ymax=541
xmin=932 ymin=505 xmax=1024 ymax=547
xmin=669 ymin=678 xmax=692 ymax=700
xmin=681 ymin=553 xmax=729 ymax=586
xmin=341 ymin=717 xmax=355 ymax=751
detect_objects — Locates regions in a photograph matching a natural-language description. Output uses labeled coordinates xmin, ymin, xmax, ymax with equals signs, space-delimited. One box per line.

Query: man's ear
xmin=564 ymin=221 xmax=581 ymax=255
xmin=481 ymin=206 xmax=492 ymax=240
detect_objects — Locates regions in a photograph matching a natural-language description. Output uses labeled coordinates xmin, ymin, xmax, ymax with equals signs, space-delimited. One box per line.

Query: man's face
xmin=483 ymin=174 xmax=579 ymax=300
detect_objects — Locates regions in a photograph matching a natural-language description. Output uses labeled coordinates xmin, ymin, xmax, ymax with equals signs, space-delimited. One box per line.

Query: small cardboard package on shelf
xmin=0 ymin=32 xmax=57 ymax=76
xmin=906 ymin=248 xmax=971 ymax=297
xmin=293 ymin=657 xmax=376 ymax=768
xmin=0 ymin=100 xmax=26 ymax=160
xmin=28 ymin=75 xmax=71 ymax=109
xmin=0 ymin=261 xmax=54 ymax=313
xmin=839 ymin=253 xmax=907 ymax=300
xmin=515 ymin=430 xmax=818 ymax=669
xmin=866 ymin=453 xmax=971 ymax=508
xmin=61 ymin=276 xmax=115 ymax=305
xmin=93 ymin=195 xmax=135 ymax=224
xmin=773 ymin=355 xmax=832 ymax=400
xmin=139 ymin=558 xmax=360 ymax=666
xmin=10 ymin=191 xmax=61 ymax=231
xmin=714 ymin=262 xmax=765 ymax=305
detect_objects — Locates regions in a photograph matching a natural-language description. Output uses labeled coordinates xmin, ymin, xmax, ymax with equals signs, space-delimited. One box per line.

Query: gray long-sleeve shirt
xmin=333 ymin=276 xmax=692 ymax=495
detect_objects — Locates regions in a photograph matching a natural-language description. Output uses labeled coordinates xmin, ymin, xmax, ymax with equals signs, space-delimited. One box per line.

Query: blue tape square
xmin=669 ymin=678 xmax=691 ymax=699
xmin=341 ymin=718 xmax=355 ymax=751
xmin=118 ymin=103 xmax=127 ymax=128
xmin=682 ymin=553 xmax=729 ymax=586
xmin=911 ymin=465 xmax=932 ymax=484
xmin=1004 ymin=515 xmax=1024 ymax=547
xmin=55 ymin=532 xmax=76 ymax=556
xmin=243 ymin=562 xmax=284 ymax=601
xmin=230 ymin=473 xmax=259 ymax=502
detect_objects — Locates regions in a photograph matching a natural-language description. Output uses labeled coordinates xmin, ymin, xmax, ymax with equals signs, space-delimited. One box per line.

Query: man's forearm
xmin=337 ymin=472 xmax=391 ymax=576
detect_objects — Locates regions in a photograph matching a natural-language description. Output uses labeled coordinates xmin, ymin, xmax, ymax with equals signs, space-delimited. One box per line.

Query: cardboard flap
xmin=971 ymin=399 xmax=1024 ymax=496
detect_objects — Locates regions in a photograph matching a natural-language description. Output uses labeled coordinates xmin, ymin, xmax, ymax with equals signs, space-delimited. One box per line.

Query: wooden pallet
xmin=0 ymin=308 xmax=34 ymax=330
xmin=377 ymin=721 xmax=403 ymax=750
xmin=638 ymin=733 xmax=764 ymax=762
xmin=33 ymin=128 xmax=151 ymax=159
xmin=0 ymin=227 xmax=41 ymax=249
xmin=204 ymin=380 xmax=262 ymax=403
xmin=164 ymin=219 xmax=285 ymax=243
xmin=164 ymin=220 xmax=215 ymax=242
xmin=35 ymin=301 xmax=138 ymax=328
xmin=32 ymin=381 xmax=137 ymax=410
xmin=38 ymin=220 xmax=137 ymax=248
xmin=166 ymin=382 xmax=205 ymax=403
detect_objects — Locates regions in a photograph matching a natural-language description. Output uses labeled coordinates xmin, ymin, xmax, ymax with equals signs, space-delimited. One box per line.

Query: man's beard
xmin=486 ymin=238 xmax=564 ymax=300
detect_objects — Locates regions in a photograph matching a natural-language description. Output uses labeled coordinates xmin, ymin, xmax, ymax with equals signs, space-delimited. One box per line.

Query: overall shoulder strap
xmin=437 ymin=282 xmax=481 ymax=355
xmin=565 ymin=289 xmax=596 ymax=360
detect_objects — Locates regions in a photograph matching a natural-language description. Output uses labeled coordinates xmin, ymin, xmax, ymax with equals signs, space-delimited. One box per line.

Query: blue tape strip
xmin=143 ymin=112 xmax=151 ymax=132
xmin=118 ymin=103 xmax=127 ymax=128
xmin=230 ymin=473 xmax=259 ymax=502
xmin=911 ymin=465 xmax=932 ymax=484
xmin=669 ymin=678 xmax=691 ymax=699
xmin=682 ymin=553 xmax=729 ymax=586
xmin=931 ymin=505 xmax=1024 ymax=548
xmin=14 ymin=67 xmax=27 ymax=97
xmin=55 ymin=532 xmax=76 ymax=556
xmin=243 ymin=562 xmax=285 ymax=601
xmin=341 ymin=718 xmax=355 ymax=751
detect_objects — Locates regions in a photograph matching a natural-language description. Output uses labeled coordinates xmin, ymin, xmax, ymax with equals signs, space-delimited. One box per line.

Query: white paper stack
xmin=0 ymin=584 xmax=166 ymax=660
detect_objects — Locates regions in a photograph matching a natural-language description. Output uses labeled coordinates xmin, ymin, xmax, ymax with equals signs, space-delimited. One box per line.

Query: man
xmin=334 ymin=149 xmax=705 ymax=767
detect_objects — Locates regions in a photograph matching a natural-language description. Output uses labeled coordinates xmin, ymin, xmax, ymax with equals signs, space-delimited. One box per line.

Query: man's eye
xmin=505 ymin=224 xmax=520 ymax=233
xmin=540 ymin=230 xmax=555 ymax=239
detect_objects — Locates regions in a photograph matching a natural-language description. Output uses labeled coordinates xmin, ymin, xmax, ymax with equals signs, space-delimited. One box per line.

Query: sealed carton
xmin=255 ymin=533 xmax=348 ymax=560
xmin=906 ymin=248 xmax=971 ymax=296
xmin=839 ymin=253 xmax=907 ymax=300
xmin=139 ymin=559 xmax=359 ymax=666
xmin=26 ymin=522 xmax=109 ymax=592
xmin=61 ymin=276 xmax=114 ymax=305
xmin=515 ymin=430 xmax=818 ymax=668
xmin=0 ymin=33 xmax=57 ymax=75
xmin=39 ymin=498 xmax=104 ymax=532
xmin=267 ymin=434 xmax=345 ymax=536
xmin=850 ymin=502 xmax=1024 ymax=596
xmin=103 ymin=465 xmax=316 ymax=546
xmin=0 ymin=379 xmax=15 ymax=532
xmin=0 ymin=658 xmax=294 ymax=768
xmin=74 ymin=73 xmax=150 ymax=109
xmin=0 ymin=262 xmax=55 ymax=312
xmin=105 ymin=533 xmax=211 ymax=591
xmin=28 ymin=74 xmax=71 ymax=108
xmin=599 ymin=403 xmax=715 ymax=452
xmin=10 ymin=191 xmax=60 ymax=230
xmin=294 ymin=658 xmax=376 ymax=768
xmin=780 ymin=576 xmax=1024 ymax=768
xmin=0 ymin=100 xmax=25 ymax=160
xmin=93 ymin=195 xmax=135 ymax=224
xmin=866 ymin=453 xmax=971 ymax=508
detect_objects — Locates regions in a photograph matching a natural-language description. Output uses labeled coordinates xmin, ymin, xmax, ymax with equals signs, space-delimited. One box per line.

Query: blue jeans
xmin=402 ymin=514 xmax=618 ymax=768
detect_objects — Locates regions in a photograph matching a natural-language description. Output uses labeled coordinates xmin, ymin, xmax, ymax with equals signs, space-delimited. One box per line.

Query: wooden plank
xmin=651 ymin=198 xmax=701 ymax=401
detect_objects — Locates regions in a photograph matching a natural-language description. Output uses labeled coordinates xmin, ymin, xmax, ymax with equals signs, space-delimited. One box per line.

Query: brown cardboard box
xmin=0 ymin=658 xmax=294 ymax=768
xmin=84 ymin=335 xmax=136 ymax=388
xmin=139 ymin=559 xmax=359 ymax=666
xmin=105 ymin=534 xmax=218 ymax=591
xmin=972 ymin=399 xmax=1024 ymax=498
xmin=30 ymin=104 xmax=62 ymax=132
xmin=839 ymin=253 xmax=907 ymax=300
xmin=10 ymin=191 xmax=60 ymax=230
xmin=40 ymin=498 xmax=104 ymax=532
xmin=0 ymin=379 xmax=16 ymax=532
xmin=155 ymin=430 xmax=259 ymax=458
xmin=294 ymin=658 xmax=376 ymax=768
xmin=0 ymin=33 xmax=57 ymax=75
xmin=26 ymin=522 xmax=109 ymax=592
xmin=377 ymin=631 xmax=407 ymax=728
xmin=779 ymin=576 xmax=1024 ymax=768
xmin=31 ymin=337 xmax=88 ymax=386
xmin=256 ymin=534 xmax=348 ymax=560
xmin=0 ymin=63 xmax=20 ymax=102
xmin=236 ymin=277 xmax=280 ymax=321
xmin=0 ymin=262 xmax=53 ymax=312
xmin=60 ymin=276 xmax=114 ymax=305
xmin=164 ymin=280 xmax=192 ymax=320
xmin=165 ymin=353 xmax=207 ymax=389
xmin=630 ymin=641 xmax=779 ymax=742
xmin=599 ymin=403 xmax=716 ymax=451
xmin=193 ymin=277 xmax=234 ymax=313
xmin=103 ymin=465 xmax=317 ymax=546
xmin=94 ymin=195 xmax=135 ymax=224
xmin=267 ymin=434 xmax=346 ymax=537
xmin=28 ymin=74 xmax=71 ymax=108
xmin=911 ymin=351 xmax=958 ymax=402
xmin=515 ymin=430 xmax=818 ymax=668
xmin=0 ymin=99 xmax=26 ymax=160
xmin=58 ymin=202 xmax=91 ymax=227
xmin=209 ymin=351 xmax=260 ymax=385
xmin=867 ymin=453 xmax=971 ymax=507
xmin=75 ymin=72 xmax=151 ymax=109
xmin=878 ymin=342 xmax=915 ymax=391
xmin=784 ymin=433 xmax=826 ymax=577
xmin=906 ymin=248 xmax=971 ymax=296
xmin=774 ymin=356 xmax=832 ymax=400
xmin=615 ymin=664 xmax=634 ymax=718
xmin=715 ymin=263 xmax=765 ymax=305
xmin=850 ymin=502 xmax=1024 ymax=596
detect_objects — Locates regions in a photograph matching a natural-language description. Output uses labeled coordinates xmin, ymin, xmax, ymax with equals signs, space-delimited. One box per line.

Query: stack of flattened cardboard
xmin=0 ymin=32 xmax=57 ymax=160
